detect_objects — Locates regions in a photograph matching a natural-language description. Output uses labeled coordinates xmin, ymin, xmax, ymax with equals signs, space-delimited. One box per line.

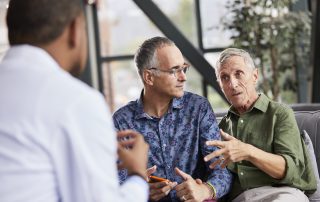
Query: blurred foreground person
xmin=0 ymin=0 xmax=149 ymax=202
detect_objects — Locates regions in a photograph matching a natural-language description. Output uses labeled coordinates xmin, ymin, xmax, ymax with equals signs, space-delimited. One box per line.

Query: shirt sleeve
xmin=198 ymin=100 xmax=232 ymax=199
xmin=51 ymin=92 xmax=148 ymax=202
xmin=274 ymin=106 xmax=316 ymax=189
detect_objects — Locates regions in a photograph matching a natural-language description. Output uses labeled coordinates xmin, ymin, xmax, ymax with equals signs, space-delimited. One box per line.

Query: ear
xmin=252 ymin=68 xmax=258 ymax=84
xmin=67 ymin=15 xmax=82 ymax=49
xmin=143 ymin=69 xmax=154 ymax=86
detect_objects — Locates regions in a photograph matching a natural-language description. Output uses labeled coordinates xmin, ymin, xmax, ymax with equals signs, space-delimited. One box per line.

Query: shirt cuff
xmin=278 ymin=154 xmax=294 ymax=183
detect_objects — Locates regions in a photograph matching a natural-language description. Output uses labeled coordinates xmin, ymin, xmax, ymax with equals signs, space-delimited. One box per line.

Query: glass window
xmin=200 ymin=0 xmax=233 ymax=49
xmin=97 ymin=0 xmax=163 ymax=56
xmin=153 ymin=0 xmax=198 ymax=47
xmin=204 ymin=52 xmax=229 ymax=109
xmin=0 ymin=1 xmax=9 ymax=60
xmin=103 ymin=60 xmax=143 ymax=112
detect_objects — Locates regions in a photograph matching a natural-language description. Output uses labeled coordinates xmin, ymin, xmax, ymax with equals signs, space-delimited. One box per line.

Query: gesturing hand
xmin=117 ymin=130 xmax=149 ymax=179
xmin=147 ymin=165 xmax=177 ymax=201
xmin=174 ymin=168 xmax=212 ymax=202
xmin=204 ymin=129 xmax=251 ymax=169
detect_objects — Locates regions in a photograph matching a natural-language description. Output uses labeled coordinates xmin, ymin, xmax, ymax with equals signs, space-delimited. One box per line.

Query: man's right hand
xmin=117 ymin=130 xmax=149 ymax=180
xmin=147 ymin=165 xmax=177 ymax=201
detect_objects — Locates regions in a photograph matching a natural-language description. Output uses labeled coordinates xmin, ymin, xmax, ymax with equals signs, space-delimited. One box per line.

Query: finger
xmin=174 ymin=167 xmax=191 ymax=181
xmin=204 ymin=148 xmax=227 ymax=162
xmin=150 ymin=184 xmax=171 ymax=195
xmin=195 ymin=178 xmax=202 ymax=184
xmin=149 ymin=181 xmax=169 ymax=189
xmin=205 ymin=140 xmax=225 ymax=148
xmin=169 ymin=181 xmax=178 ymax=189
xmin=220 ymin=158 xmax=230 ymax=168
xmin=220 ymin=129 xmax=235 ymax=141
xmin=209 ymin=159 xmax=223 ymax=169
xmin=146 ymin=165 xmax=157 ymax=177
xmin=117 ymin=130 xmax=140 ymax=139
xmin=118 ymin=139 xmax=136 ymax=148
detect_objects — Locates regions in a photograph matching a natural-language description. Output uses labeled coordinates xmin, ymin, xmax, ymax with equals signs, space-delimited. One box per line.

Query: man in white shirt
xmin=0 ymin=0 xmax=149 ymax=202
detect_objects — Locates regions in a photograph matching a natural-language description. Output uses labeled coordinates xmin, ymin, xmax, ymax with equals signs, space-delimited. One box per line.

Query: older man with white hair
xmin=204 ymin=48 xmax=316 ymax=202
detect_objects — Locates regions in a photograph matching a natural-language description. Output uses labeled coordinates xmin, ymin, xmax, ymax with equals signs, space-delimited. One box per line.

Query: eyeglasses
xmin=149 ymin=63 xmax=190 ymax=78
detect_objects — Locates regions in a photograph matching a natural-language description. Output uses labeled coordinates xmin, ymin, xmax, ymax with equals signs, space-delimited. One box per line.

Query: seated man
xmin=113 ymin=37 xmax=232 ymax=201
xmin=204 ymin=48 xmax=316 ymax=202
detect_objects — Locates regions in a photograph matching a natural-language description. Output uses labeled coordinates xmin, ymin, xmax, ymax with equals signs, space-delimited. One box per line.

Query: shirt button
xmin=240 ymin=119 xmax=243 ymax=123
xmin=240 ymin=172 xmax=244 ymax=176
xmin=167 ymin=165 xmax=171 ymax=169
xmin=163 ymin=144 xmax=166 ymax=147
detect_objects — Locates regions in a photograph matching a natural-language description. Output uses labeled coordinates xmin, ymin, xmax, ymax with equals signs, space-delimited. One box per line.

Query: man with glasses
xmin=113 ymin=37 xmax=232 ymax=202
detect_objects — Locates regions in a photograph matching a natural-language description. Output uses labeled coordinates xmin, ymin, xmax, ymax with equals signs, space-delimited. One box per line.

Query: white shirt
xmin=0 ymin=45 xmax=148 ymax=202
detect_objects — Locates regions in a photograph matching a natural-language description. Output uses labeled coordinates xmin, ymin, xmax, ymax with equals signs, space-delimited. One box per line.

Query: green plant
xmin=224 ymin=0 xmax=311 ymax=102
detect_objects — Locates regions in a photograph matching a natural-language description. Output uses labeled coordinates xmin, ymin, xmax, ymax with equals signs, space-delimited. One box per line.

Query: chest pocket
xmin=247 ymin=131 xmax=273 ymax=152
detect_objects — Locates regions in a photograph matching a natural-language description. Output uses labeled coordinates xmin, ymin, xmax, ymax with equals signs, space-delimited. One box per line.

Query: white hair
xmin=215 ymin=48 xmax=256 ymax=80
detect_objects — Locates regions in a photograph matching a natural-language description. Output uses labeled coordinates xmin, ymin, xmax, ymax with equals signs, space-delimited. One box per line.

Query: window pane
xmin=200 ymin=0 xmax=232 ymax=49
xmin=103 ymin=60 xmax=143 ymax=112
xmin=0 ymin=1 xmax=9 ymax=60
xmin=153 ymin=0 xmax=198 ymax=47
xmin=204 ymin=52 xmax=229 ymax=109
xmin=97 ymin=0 xmax=163 ymax=56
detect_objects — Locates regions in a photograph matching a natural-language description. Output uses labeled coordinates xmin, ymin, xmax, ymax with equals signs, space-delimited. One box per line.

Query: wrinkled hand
xmin=174 ymin=168 xmax=211 ymax=202
xmin=117 ymin=130 xmax=149 ymax=179
xmin=204 ymin=129 xmax=250 ymax=168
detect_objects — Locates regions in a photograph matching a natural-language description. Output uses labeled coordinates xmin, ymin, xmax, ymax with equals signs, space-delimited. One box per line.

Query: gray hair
xmin=134 ymin=36 xmax=175 ymax=78
xmin=215 ymin=48 xmax=256 ymax=79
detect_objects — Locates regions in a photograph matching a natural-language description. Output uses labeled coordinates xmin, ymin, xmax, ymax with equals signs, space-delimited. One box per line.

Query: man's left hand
xmin=204 ymin=129 xmax=250 ymax=169
xmin=174 ymin=167 xmax=212 ymax=202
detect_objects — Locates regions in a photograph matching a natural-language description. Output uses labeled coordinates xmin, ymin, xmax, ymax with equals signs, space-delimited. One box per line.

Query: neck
xmin=235 ymin=93 xmax=259 ymax=115
xmin=142 ymin=89 xmax=172 ymax=118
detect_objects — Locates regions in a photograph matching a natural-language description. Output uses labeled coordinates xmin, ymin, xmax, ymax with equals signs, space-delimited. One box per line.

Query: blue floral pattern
xmin=113 ymin=91 xmax=232 ymax=200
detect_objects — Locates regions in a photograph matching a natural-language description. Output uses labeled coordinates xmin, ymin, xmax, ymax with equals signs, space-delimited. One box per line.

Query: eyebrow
xmin=170 ymin=63 xmax=188 ymax=70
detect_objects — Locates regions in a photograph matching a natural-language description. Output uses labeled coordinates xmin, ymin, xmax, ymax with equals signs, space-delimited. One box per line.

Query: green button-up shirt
xmin=219 ymin=94 xmax=316 ymax=200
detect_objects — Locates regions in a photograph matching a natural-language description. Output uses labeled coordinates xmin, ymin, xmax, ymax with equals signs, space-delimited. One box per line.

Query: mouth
xmin=232 ymin=92 xmax=242 ymax=97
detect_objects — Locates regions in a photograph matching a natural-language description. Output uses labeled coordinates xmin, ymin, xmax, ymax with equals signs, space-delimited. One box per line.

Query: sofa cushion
xmin=302 ymin=130 xmax=320 ymax=201
xmin=294 ymin=110 xmax=320 ymax=175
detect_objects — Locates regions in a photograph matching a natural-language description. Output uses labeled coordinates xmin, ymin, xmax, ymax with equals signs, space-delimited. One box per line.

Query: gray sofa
xmin=292 ymin=104 xmax=320 ymax=176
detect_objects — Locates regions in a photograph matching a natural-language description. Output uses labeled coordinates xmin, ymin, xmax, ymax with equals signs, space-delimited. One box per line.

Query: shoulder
xmin=182 ymin=91 xmax=209 ymax=105
xmin=112 ymin=100 xmax=138 ymax=119
xmin=267 ymin=99 xmax=294 ymax=116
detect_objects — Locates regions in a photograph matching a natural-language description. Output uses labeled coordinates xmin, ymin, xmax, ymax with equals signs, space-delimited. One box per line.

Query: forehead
xmin=219 ymin=55 xmax=250 ymax=74
xmin=156 ymin=45 xmax=184 ymax=69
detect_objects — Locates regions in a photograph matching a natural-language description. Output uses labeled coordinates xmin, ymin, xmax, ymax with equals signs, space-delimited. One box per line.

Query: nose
xmin=177 ymin=69 xmax=187 ymax=81
xmin=229 ymin=77 xmax=238 ymax=88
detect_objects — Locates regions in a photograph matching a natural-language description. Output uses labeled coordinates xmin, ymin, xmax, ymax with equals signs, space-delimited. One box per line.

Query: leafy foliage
xmin=223 ymin=0 xmax=311 ymax=102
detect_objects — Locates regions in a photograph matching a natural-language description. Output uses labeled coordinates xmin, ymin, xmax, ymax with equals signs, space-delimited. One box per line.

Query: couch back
xmin=292 ymin=104 xmax=320 ymax=175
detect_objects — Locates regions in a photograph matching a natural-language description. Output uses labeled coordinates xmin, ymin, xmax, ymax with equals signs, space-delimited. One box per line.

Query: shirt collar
xmin=134 ymin=90 xmax=185 ymax=119
xmin=228 ymin=93 xmax=269 ymax=116
xmin=4 ymin=45 xmax=61 ymax=72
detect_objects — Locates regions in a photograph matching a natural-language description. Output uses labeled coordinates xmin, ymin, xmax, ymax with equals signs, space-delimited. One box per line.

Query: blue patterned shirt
xmin=113 ymin=91 xmax=232 ymax=201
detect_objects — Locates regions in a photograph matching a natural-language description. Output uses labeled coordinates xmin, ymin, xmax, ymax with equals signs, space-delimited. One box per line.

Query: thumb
xmin=195 ymin=178 xmax=203 ymax=184
xmin=175 ymin=167 xmax=191 ymax=181
xmin=220 ymin=129 xmax=235 ymax=141
xmin=146 ymin=165 xmax=157 ymax=176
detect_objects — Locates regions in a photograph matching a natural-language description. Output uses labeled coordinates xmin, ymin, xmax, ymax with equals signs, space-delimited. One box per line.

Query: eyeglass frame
xmin=148 ymin=63 xmax=190 ymax=78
